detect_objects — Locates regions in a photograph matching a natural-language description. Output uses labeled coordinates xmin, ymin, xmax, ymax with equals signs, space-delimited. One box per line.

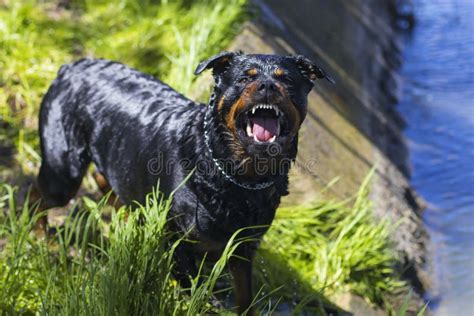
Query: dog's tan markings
xmin=225 ymin=81 xmax=258 ymax=135
xmin=93 ymin=171 xmax=110 ymax=193
xmin=223 ymin=82 xmax=259 ymax=163
xmin=246 ymin=68 xmax=258 ymax=76
xmin=225 ymin=96 xmax=245 ymax=137
xmin=217 ymin=95 xmax=225 ymax=111
xmin=287 ymin=101 xmax=302 ymax=135
xmin=274 ymin=68 xmax=284 ymax=77
xmin=273 ymin=81 xmax=302 ymax=133
xmin=275 ymin=84 xmax=302 ymax=142
xmin=225 ymin=97 xmax=247 ymax=161
xmin=93 ymin=171 xmax=123 ymax=208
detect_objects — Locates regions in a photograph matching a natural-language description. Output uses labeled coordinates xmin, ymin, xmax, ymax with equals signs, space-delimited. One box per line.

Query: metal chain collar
xmin=202 ymin=97 xmax=274 ymax=191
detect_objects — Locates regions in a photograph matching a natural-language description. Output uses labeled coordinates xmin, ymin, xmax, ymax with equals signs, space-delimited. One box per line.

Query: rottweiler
xmin=36 ymin=51 xmax=332 ymax=314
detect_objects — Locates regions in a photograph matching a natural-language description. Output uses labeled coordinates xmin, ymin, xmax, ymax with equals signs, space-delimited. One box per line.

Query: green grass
xmin=0 ymin=176 xmax=420 ymax=315
xmin=0 ymin=0 xmax=249 ymax=173
xmin=0 ymin=184 xmax=253 ymax=315
xmin=257 ymin=173 xmax=406 ymax=306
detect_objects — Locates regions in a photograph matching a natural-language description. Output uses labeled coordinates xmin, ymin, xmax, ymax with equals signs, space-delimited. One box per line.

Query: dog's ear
xmin=194 ymin=51 xmax=238 ymax=77
xmin=291 ymin=55 xmax=335 ymax=84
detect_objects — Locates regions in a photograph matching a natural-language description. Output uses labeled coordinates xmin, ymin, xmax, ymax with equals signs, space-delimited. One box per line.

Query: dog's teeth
xmin=269 ymin=135 xmax=276 ymax=143
xmin=246 ymin=120 xmax=253 ymax=137
xmin=251 ymin=104 xmax=282 ymax=116
xmin=253 ymin=134 xmax=262 ymax=143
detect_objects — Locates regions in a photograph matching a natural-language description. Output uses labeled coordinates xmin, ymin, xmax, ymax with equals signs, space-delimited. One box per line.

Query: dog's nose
xmin=257 ymin=80 xmax=279 ymax=101
xmin=257 ymin=80 xmax=277 ymax=92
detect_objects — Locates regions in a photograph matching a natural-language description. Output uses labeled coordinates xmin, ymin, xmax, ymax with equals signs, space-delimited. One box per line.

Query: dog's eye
xmin=238 ymin=77 xmax=249 ymax=84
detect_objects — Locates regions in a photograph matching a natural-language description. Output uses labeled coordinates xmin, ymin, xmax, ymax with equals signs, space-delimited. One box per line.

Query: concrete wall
xmin=228 ymin=0 xmax=430 ymax=295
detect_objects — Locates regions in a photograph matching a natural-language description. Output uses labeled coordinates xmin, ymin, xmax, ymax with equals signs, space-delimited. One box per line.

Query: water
xmin=398 ymin=0 xmax=474 ymax=315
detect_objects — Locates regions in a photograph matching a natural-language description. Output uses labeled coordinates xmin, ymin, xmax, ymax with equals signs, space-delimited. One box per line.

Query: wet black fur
xmin=37 ymin=52 xmax=331 ymax=314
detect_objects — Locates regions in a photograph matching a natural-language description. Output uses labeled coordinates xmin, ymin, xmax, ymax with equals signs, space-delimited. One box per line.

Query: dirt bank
xmin=227 ymin=0 xmax=430 ymax=311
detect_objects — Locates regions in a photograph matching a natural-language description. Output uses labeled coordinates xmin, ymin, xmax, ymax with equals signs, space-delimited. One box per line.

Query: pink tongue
xmin=250 ymin=117 xmax=278 ymax=142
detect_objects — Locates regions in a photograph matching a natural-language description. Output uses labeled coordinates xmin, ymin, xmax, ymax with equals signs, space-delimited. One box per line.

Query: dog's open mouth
xmin=242 ymin=104 xmax=286 ymax=143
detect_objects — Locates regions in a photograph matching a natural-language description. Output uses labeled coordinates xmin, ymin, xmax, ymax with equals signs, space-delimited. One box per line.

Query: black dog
xmin=37 ymin=51 xmax=332 ymax=314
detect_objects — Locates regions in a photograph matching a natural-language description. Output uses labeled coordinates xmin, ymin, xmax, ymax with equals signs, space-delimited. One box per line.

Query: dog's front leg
xmin=172 ymin=242 xmax=198 ymax=291
xmin=229 ymin=243 xmax=256 ymax=316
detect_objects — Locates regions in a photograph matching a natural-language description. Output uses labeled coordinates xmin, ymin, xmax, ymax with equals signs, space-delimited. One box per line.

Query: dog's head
xmin=195 ymin=51 xmax=332 ymax=161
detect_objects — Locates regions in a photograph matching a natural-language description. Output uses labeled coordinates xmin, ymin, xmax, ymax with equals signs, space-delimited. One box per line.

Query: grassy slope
xmin=0 ymin=1 xmax=415 ymax=315
xmin=0 ymin=178 xmax=408 ymax=315
xmin=0 ymin=0 xmax=247 ymax=175
xmin=0 ymin=185 xmax=247 ymax=315
xmin=257 ymin=173 xmax=405 ymax=307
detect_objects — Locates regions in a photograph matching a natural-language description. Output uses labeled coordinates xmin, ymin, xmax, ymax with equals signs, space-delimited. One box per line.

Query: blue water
xmin=398 ymin=0 xmax=474 ymax=315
